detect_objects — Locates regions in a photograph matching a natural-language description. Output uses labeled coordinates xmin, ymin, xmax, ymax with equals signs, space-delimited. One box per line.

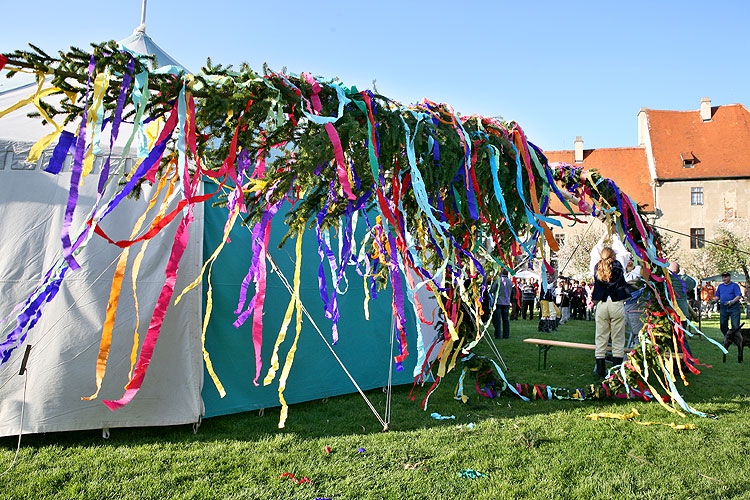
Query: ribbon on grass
xmin=458 ymin=469 xmax=487 ymax=479
xmin=279 ymin=473 xmax=313 ymax=484
xmin=586 ymin=408 xmax=696 ymax=430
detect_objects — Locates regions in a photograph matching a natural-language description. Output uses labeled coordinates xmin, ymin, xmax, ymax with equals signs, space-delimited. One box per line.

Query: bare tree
xmin=654 ymin=228 xmax=681 ymax=263
xmin=707 ymin=221 xmax=750 ymax=318
xmin=680 ymin=247 xmax=717 ymax=281
xmin=555 ymin=224 xmax=604 ymax=279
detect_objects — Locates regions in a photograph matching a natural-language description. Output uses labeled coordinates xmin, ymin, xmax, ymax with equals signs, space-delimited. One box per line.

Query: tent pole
xmin=140 ymin=0 xmax=148 ymax=28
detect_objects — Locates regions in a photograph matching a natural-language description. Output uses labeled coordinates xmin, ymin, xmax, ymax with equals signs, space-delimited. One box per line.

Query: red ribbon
xmin=280 ymin=473 xmax=313 ymax=484
xmin=90 ymin=176 xmax=227 ymax=248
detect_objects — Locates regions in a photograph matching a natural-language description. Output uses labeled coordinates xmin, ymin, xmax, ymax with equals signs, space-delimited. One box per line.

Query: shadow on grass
xmin=1 ymin=317 xmax=748 ymax=450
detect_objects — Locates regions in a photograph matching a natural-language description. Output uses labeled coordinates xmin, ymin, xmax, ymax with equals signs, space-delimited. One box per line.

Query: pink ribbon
xmin=103 ymin=204 xmax=195 ymax=410
xmin=302 ymin=73 xmax=356 ymax=201
xmin=250 ymin=220 xmax=271 ymax=386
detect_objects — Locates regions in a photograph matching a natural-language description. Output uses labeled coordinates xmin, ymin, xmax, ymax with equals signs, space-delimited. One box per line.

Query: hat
xmin=721 ymin=271 xmax=731 ymax=277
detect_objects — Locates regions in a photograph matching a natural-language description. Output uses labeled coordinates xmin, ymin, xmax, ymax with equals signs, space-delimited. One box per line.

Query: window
xmin=681 ymin=151 xmax=696 ymax=168
xmin=691 ymin=187 xmax=703 ymax=205
xmin=690 ymin=228 xmax=705 ymax=249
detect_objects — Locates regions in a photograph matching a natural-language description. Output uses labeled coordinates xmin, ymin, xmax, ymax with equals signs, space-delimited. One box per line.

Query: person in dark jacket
xmin=521 ymin=279 xmax=535 ymax=320
xmin=591 ymin=244 xmax=630 ymax=379
xmin=571 ymin=280 xmax=585 ymax=320
xmin=492 ymin=269 xmax=512 ymax=339
xmin=510 ymin=278 xmax=521 ymax=320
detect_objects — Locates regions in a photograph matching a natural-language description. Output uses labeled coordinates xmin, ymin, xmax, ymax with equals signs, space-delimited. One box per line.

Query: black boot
xmin=612 ymin=357 xmax=623 ymax=368
xmin=555 ymin=318 xmax=560 ymax=329
xmin=595 ymin=358 xmax=606 ymax=379
xmin=551 ymin=318 xmax=558 ymax=332
xmin=542 ymin=319 xmax=550 ymax=333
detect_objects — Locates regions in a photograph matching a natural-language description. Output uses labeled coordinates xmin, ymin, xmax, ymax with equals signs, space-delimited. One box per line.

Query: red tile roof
xmin=647 ymin=104 xmax=750 ymax=180
xmin=543 ymin=147 xmax=654 ymax=212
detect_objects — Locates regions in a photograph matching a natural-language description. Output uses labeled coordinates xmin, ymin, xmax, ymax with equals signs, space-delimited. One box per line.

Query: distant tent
xmin=701 ymin=271 xmax=748 ymax=284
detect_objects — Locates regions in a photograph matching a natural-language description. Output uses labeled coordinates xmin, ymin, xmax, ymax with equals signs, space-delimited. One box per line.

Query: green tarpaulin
xmin=201 ymin=201 xmax=419 ymax=418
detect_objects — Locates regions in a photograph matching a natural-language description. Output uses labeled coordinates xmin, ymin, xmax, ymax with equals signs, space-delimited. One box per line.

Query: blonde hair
xmin=597 ymin=247 xmax=615 ymax=282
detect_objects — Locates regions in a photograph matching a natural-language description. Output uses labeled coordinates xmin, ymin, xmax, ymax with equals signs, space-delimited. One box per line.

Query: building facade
xmin=544 ymin=98 xmax=750 ymax=267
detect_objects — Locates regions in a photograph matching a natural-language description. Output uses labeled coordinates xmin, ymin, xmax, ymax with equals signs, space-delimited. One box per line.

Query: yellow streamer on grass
xmin=586 ymin=408 xmax=695 ymax=430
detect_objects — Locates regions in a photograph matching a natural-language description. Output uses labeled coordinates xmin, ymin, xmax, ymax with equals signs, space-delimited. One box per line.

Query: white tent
xmin=0 ymin=27 xmax=444 ymax=437
xmin=0 ymin=29 xmax=204 ymax=437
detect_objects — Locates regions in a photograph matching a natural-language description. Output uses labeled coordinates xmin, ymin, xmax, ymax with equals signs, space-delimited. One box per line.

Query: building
xmin=544 ymin=98 xmax=750 ymax=268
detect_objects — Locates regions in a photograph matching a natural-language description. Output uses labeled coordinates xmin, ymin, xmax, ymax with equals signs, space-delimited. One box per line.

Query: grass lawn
xmin=1 ymin=315 xmax=749 ymax=499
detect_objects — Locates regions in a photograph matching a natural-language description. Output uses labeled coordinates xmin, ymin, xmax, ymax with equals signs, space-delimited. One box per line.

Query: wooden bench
xmin=523 ymin=338 xmax=596 ymax=370
xmin=523 ymin=338 xmax=685 ymax=371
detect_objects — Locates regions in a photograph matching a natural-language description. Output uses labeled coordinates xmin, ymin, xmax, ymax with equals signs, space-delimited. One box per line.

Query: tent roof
xmin=119 ymin=25 xmax=189 ymax=73
xmin=0 ymin=26 xmax=187 ymax=97
xmin=0 ymin=27 xmax=187 ymax=144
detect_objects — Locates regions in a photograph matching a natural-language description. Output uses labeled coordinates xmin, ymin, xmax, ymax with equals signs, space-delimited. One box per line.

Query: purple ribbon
xmin=0 ymin=265 xmax=69 ymax=363
xmin=233 ymin=195 xmax=283 ymax=328
xmin=45 ymin=131 xmax=75 ymax=174
xmin=97 ymin=54 xmax=134 ymax=196
xmin=314 ymin=182 xmax=341 ymax=343
xmin=0 ymin=99 xmax=177 ymax=367
xmin=60 ymin=55 xmax=96 ymax=271
xmin=387 ymin=231 xmax=406 ymax=372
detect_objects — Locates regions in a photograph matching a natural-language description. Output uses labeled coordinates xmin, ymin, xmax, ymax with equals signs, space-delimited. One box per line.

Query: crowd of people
xmin=487 ymin=273 xmax=599 ymax=339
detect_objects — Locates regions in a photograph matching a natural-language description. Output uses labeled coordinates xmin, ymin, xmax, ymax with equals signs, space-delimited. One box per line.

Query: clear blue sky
xmin=2 ymin=1 xmax=748 ymax=151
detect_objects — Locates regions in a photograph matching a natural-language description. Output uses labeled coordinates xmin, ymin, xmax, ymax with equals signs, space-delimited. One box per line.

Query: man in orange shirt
xmin=701 ymin=281 xmax=716 ymax=318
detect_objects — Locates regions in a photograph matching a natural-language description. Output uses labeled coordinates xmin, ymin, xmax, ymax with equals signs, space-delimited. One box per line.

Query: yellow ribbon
xmin=0 ymin=75 xmax=69 ymax=164
xmin=586 ymin=408 xmax=695 ymax=430
xmin=363 ymin=275 xmax=371 ymax=320
xmin=171 ymin=203 xmax=243 ymax=398
xmin=174 ymin=205 xmax=240 ymax=306
xmin=447 ymin=336 xmax=465 ymax=373
xmin=82 ymin=71 xmax=109 ymax=177
xmin=277 ymin=228 xmax=305 ymax=428
xmin=264 ymin=227 xmax=305 ymax=386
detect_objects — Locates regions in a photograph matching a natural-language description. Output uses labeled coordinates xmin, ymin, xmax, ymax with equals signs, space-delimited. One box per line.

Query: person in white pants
xmin=589 ymin=234 xmax=631 ymax=379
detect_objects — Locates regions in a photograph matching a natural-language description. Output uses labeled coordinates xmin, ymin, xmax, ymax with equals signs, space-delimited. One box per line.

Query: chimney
xmin=574 ymin=136 xmax=583 ymax=163
xmin=700 ymin=97 xmax=712 ymax=122
xmin=637 ymin=108 xmax=647 ymax=147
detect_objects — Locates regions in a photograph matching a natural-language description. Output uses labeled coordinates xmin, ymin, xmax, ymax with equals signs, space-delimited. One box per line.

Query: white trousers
xmin=595 ymin=298 xmax=625 ymax=358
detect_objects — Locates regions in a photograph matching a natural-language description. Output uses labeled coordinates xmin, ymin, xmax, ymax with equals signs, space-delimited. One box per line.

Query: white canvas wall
xmin=0 ymin=85 xmax=204 ymax=436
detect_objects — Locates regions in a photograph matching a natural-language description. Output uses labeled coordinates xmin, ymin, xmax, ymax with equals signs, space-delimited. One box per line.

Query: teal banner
xmin=201 ymin=201 xmax=418 ymax=418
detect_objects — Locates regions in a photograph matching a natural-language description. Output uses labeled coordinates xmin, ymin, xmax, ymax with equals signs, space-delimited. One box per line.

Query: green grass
xmin=1 ymin=317 xmax=749 ymax=499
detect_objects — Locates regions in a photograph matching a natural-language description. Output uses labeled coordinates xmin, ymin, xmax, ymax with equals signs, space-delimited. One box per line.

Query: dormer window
xmin=681 ymin=151 xmax=697 ymax=168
